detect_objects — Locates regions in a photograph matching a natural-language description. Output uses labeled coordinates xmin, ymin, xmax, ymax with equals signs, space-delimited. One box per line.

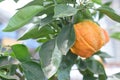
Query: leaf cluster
xmin=1 ymin=0 xmax=120 ymax=80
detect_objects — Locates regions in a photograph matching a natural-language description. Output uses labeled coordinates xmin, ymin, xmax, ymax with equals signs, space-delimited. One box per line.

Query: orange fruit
xmin=70 ymin=20 xmax=109 ymax=58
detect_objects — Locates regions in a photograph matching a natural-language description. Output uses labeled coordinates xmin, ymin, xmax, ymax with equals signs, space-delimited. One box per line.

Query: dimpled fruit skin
xmin=70 ymin=20 xmax=109 ymax=58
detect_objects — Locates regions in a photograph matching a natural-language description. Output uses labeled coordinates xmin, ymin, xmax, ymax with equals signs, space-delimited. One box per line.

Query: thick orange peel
xmin=71 ymin=20 xmax=109 ymax=58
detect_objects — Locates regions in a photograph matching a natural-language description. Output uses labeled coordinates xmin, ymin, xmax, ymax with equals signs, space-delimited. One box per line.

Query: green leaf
xmin=97 ymin=6 xmax=120 ymax=23
xmin=14 ymin=0 xmax=19 ymax=3
xmin=0 ymin=56 xmax=17 ymax=68
xmin=78 ymin=58 xmax=107 ymax=80
xmin=77 ymin=58 xmax=87 ymax=71
xmin=57 ymin=51 xmax=77 ymax=80
xmin=37 ymin=37 xmax=50 ymax=43
xmin=83 ymin=73 xmax=97 ymax=80
xmin=92 ymin=0 xmax=102 ymax=4
xmin=0 ymin=71 xmax=16 ymax=80
xmin=82 ymin=9 xmax=93 ymax=20
xmin=21 ymin=0 xmax=44 ymax=8
xmin=74 ymin=10 xmax=84 ymax=23
xmin=103 ymin=1 xmax=112 ymax=6
xmin=111 ymin=32 xmax=120 ymax=40
xmin=3 ymin=5 xmax=44 ymax=32
xmin=95 ymin=51 xmax=111 ymax=58
xmin=74 ymin=8 xmax=93 ymax=23
xmin=49 ymin=76 xmax=58 ymax=80
xmin=108 ymin=73 xmax=120 ymax=80
xmin=19 ymin=24 xmax=55 ymax=40
xmin=98 ymin=2 xmax=112 ymax=19
xmin=86 ymin=3 xmax=94 ymax=8
xmin=86 ymin=58 xmax=106 ymax=75
xmin=114 ymin=72 xmax=120 ymax=79
xmin=9 ymin=65 xmax=17 ymax=75
xmin=99 ymin=74 xmax=107 ymax=80
xmin=40 ymin=14 xmax=54 ymax=26
xmin=12 ymin=44 xmax=31 ymax=62
xmin=57 ymin=67 xmax=71 ymax=80
xmin=0 ymin=0 xmax=4 ymax=2
xmin=77 ymin=59 xmax=96 ymax=80
xmin=83 ymin=76 xmax=96 ymax=80
xmin=108 ymin=77 xmax=120 ymax=80
xmin=79 ymin=67 xmax=97 ymax=80
xmin=39 ymin=39 xmax=62 ymax=78
xmin=57 ymin=0 xmax=76 ymax=4
xmin=21 ymin=61 xmax=46 ymax=80
xmin=53 ymin=4 xmax=78 ymax=18
xmin=57 ymin=24 xmax=75 ymax=55
xmin=98 ymin=12 xmax=104 ymax=20
xmin=38 ymin=5 xmax=54 ymax=16
xmin=79 ymin=58 xmax=107 ymax=80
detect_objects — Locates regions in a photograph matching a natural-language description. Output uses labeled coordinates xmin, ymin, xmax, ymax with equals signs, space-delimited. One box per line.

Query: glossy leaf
xmin=21 ymin=0 xmax=44 ymax=8
xmin=21 ymin=61 xmax=46 ymax=80
xmin=97 ymin=6 xmax=120 ymax=23
xmin=12 ymin=44 xmax=31 ymax=62
xmin=98 ymin=12 xmax=104 ymax=20
xmin=79 ymin=67 xmax=97 ymax=80
xmin=86 ymin=58 xmax=106 ymax=75
xmin=111 ymin=32 xmax=120 ymax=40
xmin=103 ymin=1 xmax=112 ymax=6
xmin=95 ymin=51 xmax=111 ymax=58
xmin=92 ymin=0 xmax=102 ymax=4
xmin=98 ymin=2 xmax=112 ymax=19
xmin=77 ymin=58 xmax=87 ymax=71
xmin=19 ymin=25 xmax=54 ymax=40
xmin=78 ymin=59 xmax=97 ymax=80
xmin=57 ymin=24 xmax=75 ymax=55
xmin=42 ymin=1 xmax=53 ymax=7
xmin=37 ymin=37 xmax=50 ymax=43
xmin=39 ymin=39 xmax=62 ymax=78
xmin=38 ymin=5 xmax=54 ymax=16
xmin=53 ymin=4 xmax=78 ymax=18
xmin=57 ymin=51 xmax=77 ymax=80
xmin=85 ymin=58 xmax=107 ymax=80
xmin=3 ymin=5 xmax=44 ymax=32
